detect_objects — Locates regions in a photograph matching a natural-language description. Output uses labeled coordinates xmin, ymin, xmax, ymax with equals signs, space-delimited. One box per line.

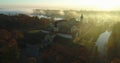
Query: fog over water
xmin=0 ymin=8 xmax=33 ymax=15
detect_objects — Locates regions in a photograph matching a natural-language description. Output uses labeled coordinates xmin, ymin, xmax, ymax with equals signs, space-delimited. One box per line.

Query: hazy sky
xmin=0 ymin=0 xmax=120 ymax=10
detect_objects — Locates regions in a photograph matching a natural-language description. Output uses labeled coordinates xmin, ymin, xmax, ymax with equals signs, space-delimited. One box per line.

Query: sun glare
xmin=66 ymin=0 xmax=119 ymax=10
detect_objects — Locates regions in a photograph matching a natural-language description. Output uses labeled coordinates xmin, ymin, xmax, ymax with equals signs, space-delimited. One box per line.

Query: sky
xmin=0 ymin=0 xmax=120 ymax=10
